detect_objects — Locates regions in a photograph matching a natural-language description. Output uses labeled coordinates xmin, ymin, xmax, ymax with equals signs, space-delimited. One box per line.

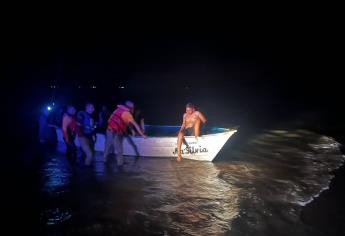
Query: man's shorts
xmin=183 ymin=127 xmax=194 ymax=136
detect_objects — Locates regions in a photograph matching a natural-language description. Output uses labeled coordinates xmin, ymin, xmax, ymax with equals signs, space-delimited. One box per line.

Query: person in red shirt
xmin=62 ymin=105 xmax=79 ymax=160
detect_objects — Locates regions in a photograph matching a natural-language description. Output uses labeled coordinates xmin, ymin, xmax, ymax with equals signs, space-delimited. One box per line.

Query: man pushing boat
xmin=104 ymin=100 xmax=147 ymax=166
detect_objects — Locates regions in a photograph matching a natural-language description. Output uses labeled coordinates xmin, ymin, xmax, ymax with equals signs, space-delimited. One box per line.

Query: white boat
xmin=56 ymin=125 xmax=237 ymax=161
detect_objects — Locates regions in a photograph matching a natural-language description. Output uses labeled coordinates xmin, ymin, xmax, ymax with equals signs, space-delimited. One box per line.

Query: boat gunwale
xmin=56 ymin=127 xmax=237 ymax=139
xmin=115 ymin=129 xmax=237 ymax=139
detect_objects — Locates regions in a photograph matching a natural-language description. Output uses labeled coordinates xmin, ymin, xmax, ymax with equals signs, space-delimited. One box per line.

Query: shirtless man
xmin=177 ymin=103 xmax=207 ymax=161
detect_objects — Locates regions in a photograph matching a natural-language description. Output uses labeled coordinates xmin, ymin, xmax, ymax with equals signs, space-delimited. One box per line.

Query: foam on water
xmin=38 ymin=128 xmax=344 ymax=235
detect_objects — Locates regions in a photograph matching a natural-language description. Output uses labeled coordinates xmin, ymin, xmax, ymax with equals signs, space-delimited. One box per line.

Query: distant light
xmin=78 ymin=86 xmax=81 ymax=88
xmin=47 ymin=106 xmax=52 ymax=111
xmin=52 ymin=102 xmax=55 ymax=106
xmin=119 ymin=86 xmax=125 ymax=89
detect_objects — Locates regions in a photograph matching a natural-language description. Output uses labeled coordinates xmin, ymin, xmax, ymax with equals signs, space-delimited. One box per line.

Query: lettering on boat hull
xmin=173 ymin=146 xmax=209 ymax=155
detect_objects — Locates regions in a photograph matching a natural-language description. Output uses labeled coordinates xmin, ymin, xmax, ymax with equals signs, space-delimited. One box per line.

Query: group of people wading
xmin=60 ymin=101 xmax=206 ymax=166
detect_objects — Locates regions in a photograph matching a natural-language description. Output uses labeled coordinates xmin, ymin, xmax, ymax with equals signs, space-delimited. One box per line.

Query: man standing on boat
xmin=177 ymin=103 xmax=207 ymax=161
xmin=103 ymin=100 xmax=147 ymax=166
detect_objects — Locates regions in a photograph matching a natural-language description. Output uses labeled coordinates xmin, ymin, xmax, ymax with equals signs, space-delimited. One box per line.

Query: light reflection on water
xmin=39 ymin=129 xmax=344 ymax=235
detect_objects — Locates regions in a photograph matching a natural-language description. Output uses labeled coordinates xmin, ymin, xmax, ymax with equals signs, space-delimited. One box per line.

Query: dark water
xmin=38 ymin=128 xmax=344 ymax=235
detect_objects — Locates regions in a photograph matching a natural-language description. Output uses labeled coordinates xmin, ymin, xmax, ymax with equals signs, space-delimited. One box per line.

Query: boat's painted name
xmin=173 ymin=146 xmax=208 ymax=155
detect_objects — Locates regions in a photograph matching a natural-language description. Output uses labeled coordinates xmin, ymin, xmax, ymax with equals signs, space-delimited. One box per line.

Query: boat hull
xmin=56 ymin=128 xmax=237 ymax=161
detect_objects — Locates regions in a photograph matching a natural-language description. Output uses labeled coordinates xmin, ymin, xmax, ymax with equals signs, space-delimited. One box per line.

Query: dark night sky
xmin=3 ymin=15 xmax=342 ymax=129
xmin=6 ymin=21 xmax=336 ymax=87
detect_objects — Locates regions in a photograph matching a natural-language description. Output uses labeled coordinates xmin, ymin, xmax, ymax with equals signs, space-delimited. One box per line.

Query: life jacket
xmin=108 ymin=105 xmax=129 ymax=135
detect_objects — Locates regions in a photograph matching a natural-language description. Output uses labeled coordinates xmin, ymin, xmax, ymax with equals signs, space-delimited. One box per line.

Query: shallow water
xmin=38 ymin=128 xmax=344 ymax=235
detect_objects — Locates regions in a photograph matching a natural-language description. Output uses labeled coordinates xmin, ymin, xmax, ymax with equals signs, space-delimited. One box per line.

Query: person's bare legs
xmin=79 ymin=136 xmax=93 ymax=166
xmin=194 ymin=120 xmax=201 ymax=142
xmin=177 ymin=131 xmax=184 ymax=161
